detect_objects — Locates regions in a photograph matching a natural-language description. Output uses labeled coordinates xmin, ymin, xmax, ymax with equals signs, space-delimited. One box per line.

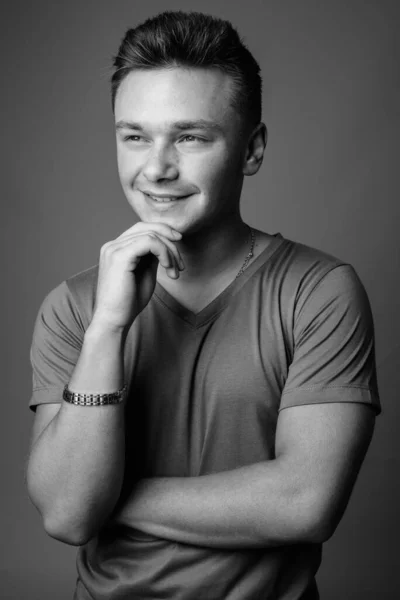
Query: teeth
xmin=149 ymin=195 xmax=175 ymax=203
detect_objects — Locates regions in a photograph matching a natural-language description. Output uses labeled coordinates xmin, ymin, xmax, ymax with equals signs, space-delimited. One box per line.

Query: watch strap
xmin=62 ymin=384 xmax=127 ymax=406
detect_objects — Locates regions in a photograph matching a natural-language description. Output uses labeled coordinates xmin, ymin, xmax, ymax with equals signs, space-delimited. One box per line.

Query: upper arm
xmin=26 ymin=403 xmax=62 ymax=495
xmin=29 ymin=403 xmax=62 ymax=453
xmin=29 ymin=281 xmax=85 ymax=411
xmin=28 ymin=281 xmax=85 ymax=452
xmin=275 ymin=401 xmax=375 ymax=542
xmin=275 ymin=264 xmax=380 ymax=541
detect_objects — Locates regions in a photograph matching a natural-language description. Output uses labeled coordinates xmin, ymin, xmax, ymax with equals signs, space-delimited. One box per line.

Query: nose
xmin=143 ymin=143 xmax=179 ymax=182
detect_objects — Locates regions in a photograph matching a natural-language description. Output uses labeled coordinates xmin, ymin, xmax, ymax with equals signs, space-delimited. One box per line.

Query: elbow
xmin=297 ymin=497 xmax=339 ymax=545
xmin=308 ymin=510 xmax=341 ymax=544
xmin=26 ymin=482 xmax=94 ymax=546
xmin=26 ymin=476 xmax=110 ymax=546
xmin=41 ymin=500 xmax=116 ymax=545
xmin=277 ymin=486 xmax=338 ymax=545
xmin=41 ymin=499 xmax=109 ymax=545
xmin=43 ymin=515 xmax=94 ymax=546
xmin=301 ymin=515 xmax=335 ymax=545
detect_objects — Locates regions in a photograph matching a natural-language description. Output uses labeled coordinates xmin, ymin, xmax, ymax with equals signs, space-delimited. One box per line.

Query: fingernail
xmin=173 ymin=231 xmax=182 ymax=238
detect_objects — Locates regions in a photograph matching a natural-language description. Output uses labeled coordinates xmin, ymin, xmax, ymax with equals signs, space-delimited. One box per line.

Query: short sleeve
xmin=29 ymin=281 xmax=85 ymax=411
xmin=280 ymin=264 xmax=381 ymax=415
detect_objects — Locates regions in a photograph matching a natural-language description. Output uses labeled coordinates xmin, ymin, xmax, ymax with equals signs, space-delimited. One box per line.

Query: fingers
xmin=115 ymin=223 xmax=184 ymax=268
xmin=103 ymin=231 xmax=184 ymax=278
xmin=117 ymin=221 xmax=182 ymax=243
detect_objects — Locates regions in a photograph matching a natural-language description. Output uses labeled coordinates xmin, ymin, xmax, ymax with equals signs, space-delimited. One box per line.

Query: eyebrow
xmin=115 ymin=119 xmax=224 ymax=133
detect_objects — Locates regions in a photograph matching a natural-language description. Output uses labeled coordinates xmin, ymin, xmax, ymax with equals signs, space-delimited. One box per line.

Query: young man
xmin=27 ymin=11 xmax=381 ymax=600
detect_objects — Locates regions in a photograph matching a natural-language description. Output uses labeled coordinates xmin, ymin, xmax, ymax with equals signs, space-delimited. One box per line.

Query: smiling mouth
xmin=143 ymin=192 xmax=191 ymax=203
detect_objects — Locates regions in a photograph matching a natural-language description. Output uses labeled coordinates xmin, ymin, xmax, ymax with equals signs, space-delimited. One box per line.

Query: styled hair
xmin=111 ymin=10 xmax=262 ymax=130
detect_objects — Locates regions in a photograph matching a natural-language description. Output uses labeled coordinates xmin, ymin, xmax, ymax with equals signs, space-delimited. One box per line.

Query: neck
xmin=158 ymin=217 xmax=251 ymax=285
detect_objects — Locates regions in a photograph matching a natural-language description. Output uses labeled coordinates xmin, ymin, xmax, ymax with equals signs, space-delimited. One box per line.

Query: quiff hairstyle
xmin=111 ymin=10 xmax=262 ymax=131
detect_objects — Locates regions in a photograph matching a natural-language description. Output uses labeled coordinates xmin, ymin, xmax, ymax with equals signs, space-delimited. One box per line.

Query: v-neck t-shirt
xmin=29 ymin=232 xmax=381 ymax=600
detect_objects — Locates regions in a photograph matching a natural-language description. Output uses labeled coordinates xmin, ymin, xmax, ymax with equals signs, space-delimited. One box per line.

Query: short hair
xmin=111 ymin=10 xmax=262 ymax=131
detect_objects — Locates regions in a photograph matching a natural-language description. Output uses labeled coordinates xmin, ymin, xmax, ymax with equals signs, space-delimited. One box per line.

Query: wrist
xmin=86 ymin=317 xmax=131 ymax=341
xmin=67 ymin=322 xmax=128 ymax=396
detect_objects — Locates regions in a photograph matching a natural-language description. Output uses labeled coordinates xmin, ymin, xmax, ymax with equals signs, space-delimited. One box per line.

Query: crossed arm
xmin=109 ymin=401 xmax=376 ymax=549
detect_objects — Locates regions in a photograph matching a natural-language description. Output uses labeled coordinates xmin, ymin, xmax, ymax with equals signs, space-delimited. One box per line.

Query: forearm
xmin=27 ymin=321 xmax=129 ymax=545
xmin=113 ymin=460 xmax=319 ymax=549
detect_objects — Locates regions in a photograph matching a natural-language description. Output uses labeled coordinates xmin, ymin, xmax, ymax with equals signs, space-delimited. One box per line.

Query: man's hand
xmin=91 ymin=222 xmax=185 ymax=332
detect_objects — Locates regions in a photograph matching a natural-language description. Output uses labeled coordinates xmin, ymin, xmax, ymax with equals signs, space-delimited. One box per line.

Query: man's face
xmin=114 ymin=67 xmax=248 ymax=234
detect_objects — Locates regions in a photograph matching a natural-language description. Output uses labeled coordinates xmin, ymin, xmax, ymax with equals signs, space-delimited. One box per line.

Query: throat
xmin=156 ymin=262 xmax=244 ymax=314
xmin=157 ymin=281 xmax=229 ymax=315
xmin=155 ymin=230 xmax=274 ymax=314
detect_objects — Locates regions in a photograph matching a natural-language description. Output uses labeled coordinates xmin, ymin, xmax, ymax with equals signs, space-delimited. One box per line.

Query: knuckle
xmin=100 ymin=241 xmax=113 ymax=254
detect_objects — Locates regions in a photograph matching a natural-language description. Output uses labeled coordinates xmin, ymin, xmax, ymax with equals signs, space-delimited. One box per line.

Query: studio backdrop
xmin=1 ymin=1 xmax=398 ymax=598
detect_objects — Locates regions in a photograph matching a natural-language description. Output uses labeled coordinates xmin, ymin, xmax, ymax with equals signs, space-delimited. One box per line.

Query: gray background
xmin=1 ymin=0 xmax=398 ymax=598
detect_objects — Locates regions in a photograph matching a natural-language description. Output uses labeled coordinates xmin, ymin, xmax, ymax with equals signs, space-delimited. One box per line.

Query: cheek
xmin=200 ymin=154 xmax=241 ymax=193
xmin=117 ymin=149 xmax=140 ymax=183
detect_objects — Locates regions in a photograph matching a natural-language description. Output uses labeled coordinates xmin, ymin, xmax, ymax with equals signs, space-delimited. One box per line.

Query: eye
xmin=180 ymin=135 xmax=207 ymax=143
xmin=124 ymin=135 xmax=143 ymax=142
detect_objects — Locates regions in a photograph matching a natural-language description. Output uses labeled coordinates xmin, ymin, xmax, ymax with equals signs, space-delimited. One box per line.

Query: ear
xmin=242 ymin=123 xmax=268 ymax=176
